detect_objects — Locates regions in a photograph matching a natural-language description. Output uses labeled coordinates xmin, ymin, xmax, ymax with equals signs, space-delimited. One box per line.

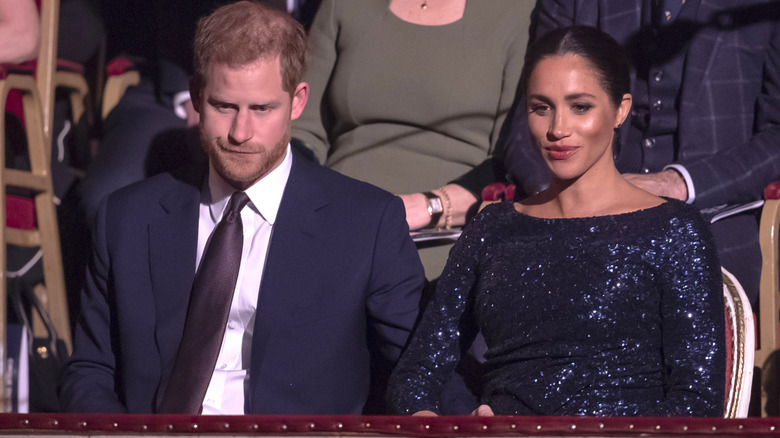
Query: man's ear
xmin=290 ymin=82 xmax=309 ymax=120
xmin=189 ymin=76 xmax=202 ymax=113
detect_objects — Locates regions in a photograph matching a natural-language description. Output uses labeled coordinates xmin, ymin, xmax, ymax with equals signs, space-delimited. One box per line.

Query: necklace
xmin=421 ymin=0 xmax=427 ymax=9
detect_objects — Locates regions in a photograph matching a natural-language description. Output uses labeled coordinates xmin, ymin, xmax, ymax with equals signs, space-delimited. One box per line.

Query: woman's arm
xmin=651 ymin=206 xmax=726 ymax=416
xmin=386 ymin=213 xmax=486 ymax=413
xmin=400 ymin=184 xmax=478 ymax=231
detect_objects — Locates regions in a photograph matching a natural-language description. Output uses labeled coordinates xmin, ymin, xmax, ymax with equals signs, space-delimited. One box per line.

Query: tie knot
xmin=225 ymin=191 xmax=250 ymax=221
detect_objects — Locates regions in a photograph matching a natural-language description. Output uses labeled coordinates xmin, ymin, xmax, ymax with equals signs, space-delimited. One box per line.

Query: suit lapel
xmin=249 ymin=153 xmax=330 ymax=372
xmin=150 ymin=172 xmax=202 ymax=369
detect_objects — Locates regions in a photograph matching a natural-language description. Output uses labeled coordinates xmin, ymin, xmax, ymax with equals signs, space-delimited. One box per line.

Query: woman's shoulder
xmin=650 ymin=198 xmax=709 ymax=226
xmin=460 ymin=201 xmax=524 ymax=237
xmin=635 ymin=199 xmax=717 ymax=249
xmin=475 ymin=200 xmax=522 ymax=222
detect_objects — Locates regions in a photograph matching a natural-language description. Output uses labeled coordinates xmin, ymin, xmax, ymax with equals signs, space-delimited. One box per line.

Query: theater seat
xmin=0 ymin=0 xmax=73 ymax=411
xmin=101 ymin=57 xmax=139 ymax=120
xmin=756 ymin=181 xmax=780 ymax=416
xmin=722 ymin=267 xmax=755 ymax=418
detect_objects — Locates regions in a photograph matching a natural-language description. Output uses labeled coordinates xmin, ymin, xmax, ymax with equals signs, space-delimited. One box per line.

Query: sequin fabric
xmin=388 ymin=199 xmax=725 ymax=416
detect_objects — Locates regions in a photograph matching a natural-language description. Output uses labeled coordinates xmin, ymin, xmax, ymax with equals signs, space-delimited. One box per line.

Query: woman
xmin=387 ymin=26 xmax=725 ymax=417
xmin=291 ymin=0 xmax=534 ymax=277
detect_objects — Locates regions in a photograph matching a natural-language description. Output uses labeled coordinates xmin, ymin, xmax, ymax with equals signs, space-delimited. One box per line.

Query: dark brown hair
xmin=520 ymin=26 xmax=630 ymax=108
xmin=193 ymin=1 xmax=307 ymax=94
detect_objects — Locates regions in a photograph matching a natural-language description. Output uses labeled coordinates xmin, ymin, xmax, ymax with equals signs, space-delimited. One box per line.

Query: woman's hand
xmin=399 ymin=193 xmax=431 ymax=231
xmin=412 ymin=410 xmax=439 ymax=416
xmin=471 ymin=404 xmax=495 ymax=416
xmin=400 ymin=184 xmax=479 ymax=231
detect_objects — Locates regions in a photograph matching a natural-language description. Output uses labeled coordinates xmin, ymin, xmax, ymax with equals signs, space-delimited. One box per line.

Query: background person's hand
xmin=623 ymin=170 xmax=687 ymax=201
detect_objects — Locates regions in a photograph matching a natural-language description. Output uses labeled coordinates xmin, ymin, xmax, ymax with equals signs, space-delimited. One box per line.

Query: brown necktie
xmin=158 ymin=191 xmax=250 ymax=414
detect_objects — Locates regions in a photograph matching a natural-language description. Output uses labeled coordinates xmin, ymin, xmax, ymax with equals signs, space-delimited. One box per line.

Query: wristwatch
xmin=423 ymin=191 xmax=443 ymax=229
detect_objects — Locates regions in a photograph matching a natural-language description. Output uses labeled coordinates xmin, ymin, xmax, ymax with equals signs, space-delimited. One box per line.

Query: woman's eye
xmin=529 ymin=104 xmax=550 ymax=115
xmin=572 ymin=103 xmax=592 ymax=114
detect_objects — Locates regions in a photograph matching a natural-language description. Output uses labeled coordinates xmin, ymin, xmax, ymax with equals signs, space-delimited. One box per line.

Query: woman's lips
xmin=545 ymin=145 xmax=579 ymax=160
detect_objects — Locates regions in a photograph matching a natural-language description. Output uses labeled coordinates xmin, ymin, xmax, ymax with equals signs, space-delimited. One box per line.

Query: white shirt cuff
xmin=664 ymin=164 xmax=695 ymax=204
xmin=173 ymin=91 xmax=192 ymax=120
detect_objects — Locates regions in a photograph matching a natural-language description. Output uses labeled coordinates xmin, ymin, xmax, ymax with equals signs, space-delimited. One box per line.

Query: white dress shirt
xmin=196 ymin=145 xmax=292 ymax=415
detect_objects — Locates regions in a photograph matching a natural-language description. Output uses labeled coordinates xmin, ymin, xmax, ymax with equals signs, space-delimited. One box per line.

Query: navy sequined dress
xmin=388 ymin=200 xmax=725 ymax=416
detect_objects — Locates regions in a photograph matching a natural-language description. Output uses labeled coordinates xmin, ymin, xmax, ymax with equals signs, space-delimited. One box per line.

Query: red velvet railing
xmin=0 ymin=414 xmax=779 ymax=437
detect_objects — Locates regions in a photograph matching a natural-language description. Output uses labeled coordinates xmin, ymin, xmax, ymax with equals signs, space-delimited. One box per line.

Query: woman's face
xmin=526 ymin=53 xmax=630 ymax=182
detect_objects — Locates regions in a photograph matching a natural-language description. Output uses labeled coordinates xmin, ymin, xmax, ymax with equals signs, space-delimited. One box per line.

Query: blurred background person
xmin=291 ymin=0 xmax=534 ymax=278
xmin=0 ymin=0 xmax=39 ymax=64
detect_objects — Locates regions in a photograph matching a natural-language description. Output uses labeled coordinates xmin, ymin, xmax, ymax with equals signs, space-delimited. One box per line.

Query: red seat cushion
xmin=5 ymin=196 xmax=36 ymax=230
xmin=765 ymin=181 xmax=780 ymax=200
xmin=481 ymin=183 xmax=516 ymax=202
xmin=106 ymin=57 xmax=136 ymax=76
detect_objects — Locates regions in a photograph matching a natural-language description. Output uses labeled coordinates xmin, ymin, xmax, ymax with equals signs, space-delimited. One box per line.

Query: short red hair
xmin=193 ymin=1 xmax=307 ymax=95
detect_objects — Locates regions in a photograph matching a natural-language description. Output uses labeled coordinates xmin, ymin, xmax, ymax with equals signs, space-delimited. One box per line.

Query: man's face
xmin=192 ymin=57 xmax=308 ymax=190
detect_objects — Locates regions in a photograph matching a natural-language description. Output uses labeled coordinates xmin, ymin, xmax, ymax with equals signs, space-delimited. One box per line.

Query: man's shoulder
xmin=292 ymin=154 xmax=397 ymax=205
xmin=105 ymin=164 xmax=204 ymax=210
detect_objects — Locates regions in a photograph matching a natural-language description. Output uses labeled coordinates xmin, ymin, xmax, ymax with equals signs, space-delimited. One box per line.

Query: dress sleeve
xmin=387 ymin=212 xmax=488 ymax=414
xmin=648 ymin=206 xmax=726 ymax=416
xmin=290 ymin=0 xmax=339 ymax=164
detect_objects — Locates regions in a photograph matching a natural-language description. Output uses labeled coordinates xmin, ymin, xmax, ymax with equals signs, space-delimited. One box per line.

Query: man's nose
xmin=229 ymin=110 xmax=253 ymax=144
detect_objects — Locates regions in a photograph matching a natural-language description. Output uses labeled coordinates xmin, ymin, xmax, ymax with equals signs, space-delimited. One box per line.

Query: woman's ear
xmin=616 ymin=93 xmax=632 ymax=128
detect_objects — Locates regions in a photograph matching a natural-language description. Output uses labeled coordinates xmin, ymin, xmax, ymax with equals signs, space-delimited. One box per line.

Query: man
xmin=60 ymin=1 xmax=424 ymax=415
xmin=81 ymin=0 xmax=321 ymax=227
xmin=505 ymin=0 xmax=780 ymax=305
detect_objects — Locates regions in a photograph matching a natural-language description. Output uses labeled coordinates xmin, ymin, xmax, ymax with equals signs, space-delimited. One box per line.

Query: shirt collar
xmin=205 ymin=144 xmax=293 ymax=225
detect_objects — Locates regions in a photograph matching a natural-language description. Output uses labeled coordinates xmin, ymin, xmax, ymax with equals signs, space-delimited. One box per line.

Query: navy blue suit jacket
xmin=61 ymin=149 xmax=425 ymax=414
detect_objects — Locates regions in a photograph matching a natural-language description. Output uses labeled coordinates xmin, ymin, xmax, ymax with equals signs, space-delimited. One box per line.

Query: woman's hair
xmin=519 ymin=25 xmax=630 ymax=107
xmin=192 ymin=1 xmax=307 ymax=95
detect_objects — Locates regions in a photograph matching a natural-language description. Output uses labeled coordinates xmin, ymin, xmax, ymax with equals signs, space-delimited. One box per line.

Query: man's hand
xmin=623 ymin=169 xmax=688 ymax=201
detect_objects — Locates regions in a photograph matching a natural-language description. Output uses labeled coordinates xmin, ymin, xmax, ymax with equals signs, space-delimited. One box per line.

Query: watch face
xmin=429 ymin=197 xmax=443 ymax=214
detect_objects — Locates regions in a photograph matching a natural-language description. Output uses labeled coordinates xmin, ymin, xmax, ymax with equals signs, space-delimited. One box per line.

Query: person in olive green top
xmin=291 ymin=0 xmax=533 ymax=277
